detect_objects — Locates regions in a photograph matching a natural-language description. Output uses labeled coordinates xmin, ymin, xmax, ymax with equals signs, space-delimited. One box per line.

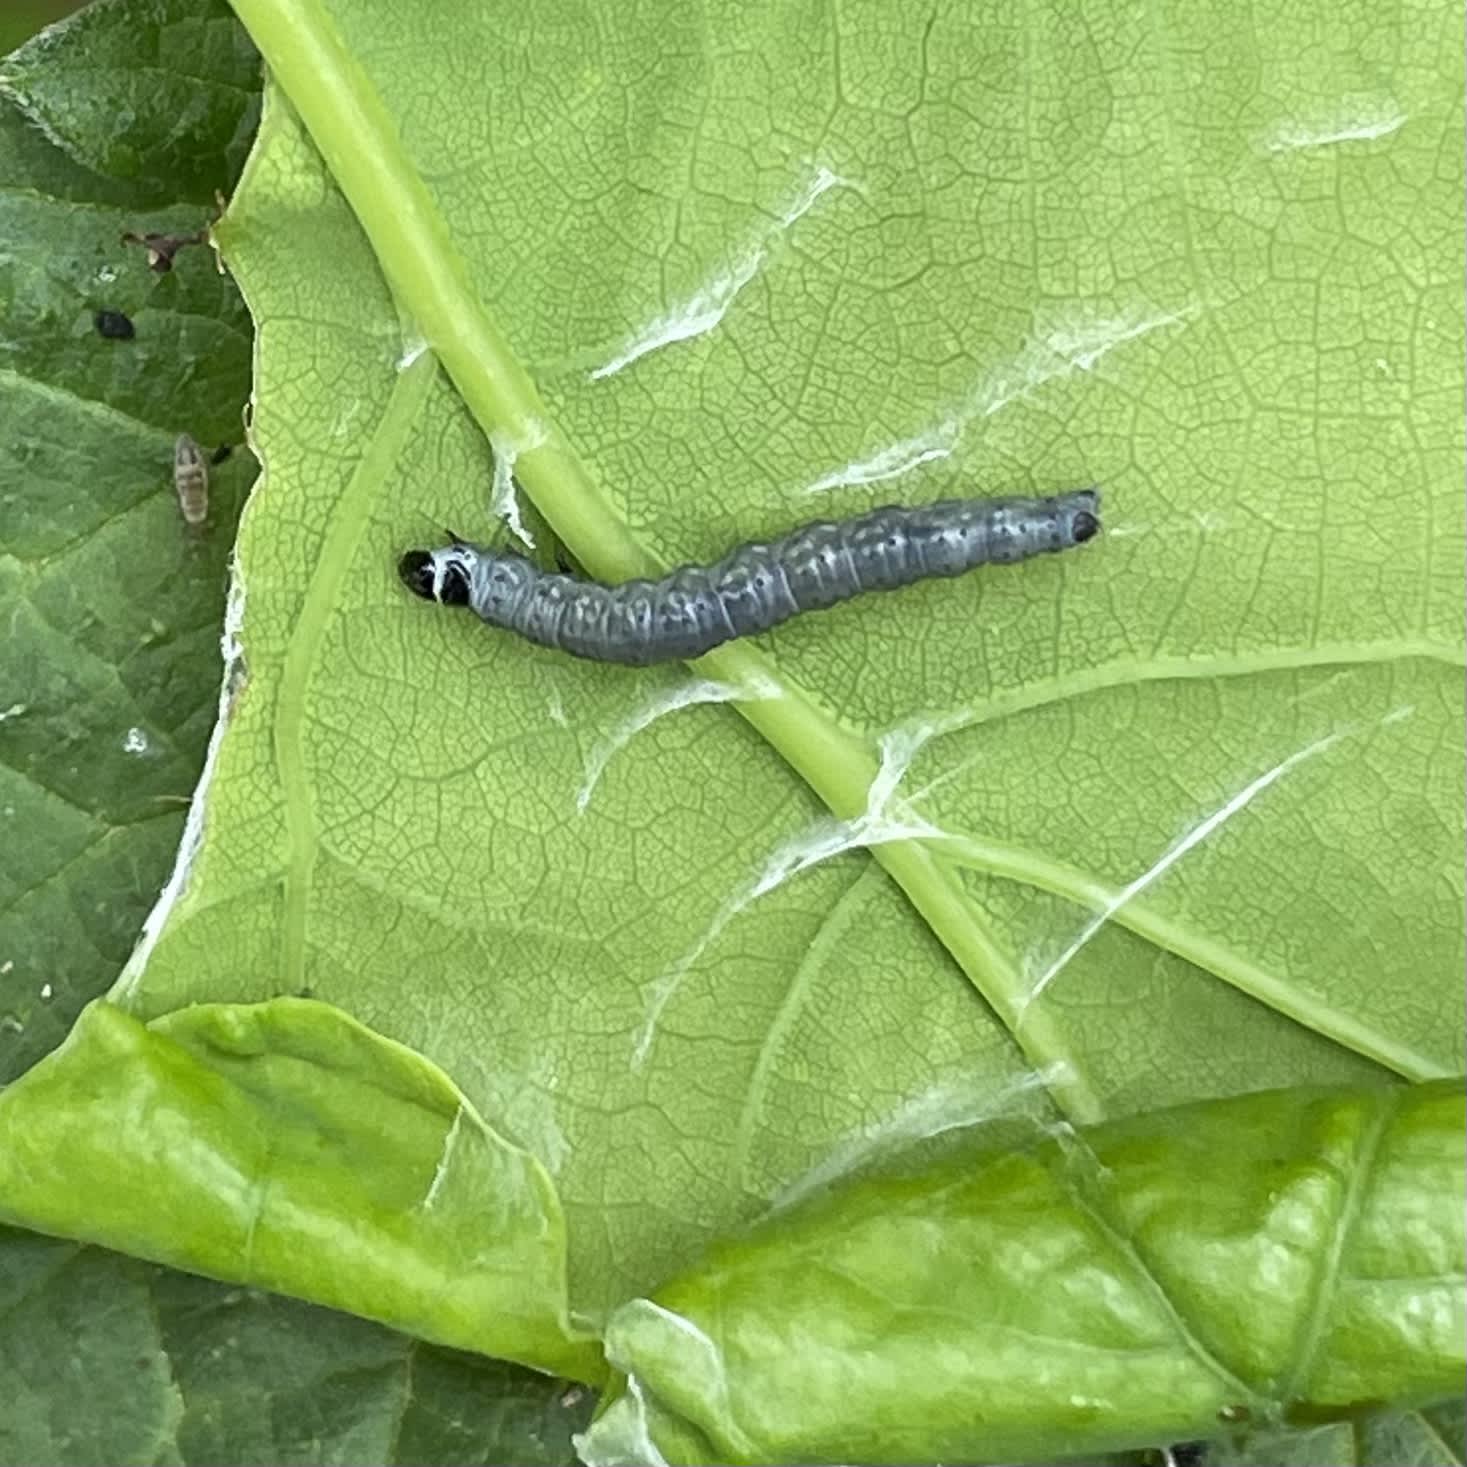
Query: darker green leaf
xmin=0 ymin=1227 xmax=593 ymax=1467
xmin=0 ymin=0 xmax=255 ymax=1087
xmin=0 ymin=0 xmax=260 ymax=202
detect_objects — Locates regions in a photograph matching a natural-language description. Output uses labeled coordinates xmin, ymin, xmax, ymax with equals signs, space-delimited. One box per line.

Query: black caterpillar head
xmin=1071 ymin=509 xmax=1100 ymax=543
xmin=398 ymin=549 xmax=472 ymax=605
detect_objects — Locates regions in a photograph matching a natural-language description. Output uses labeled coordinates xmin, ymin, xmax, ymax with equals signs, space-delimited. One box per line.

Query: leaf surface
xmin=0 ymin=0 xmax=1462 ymax=1450
xmin=580 ymin=1082 xmax=1466 ymax=1465
xmin=0 ymin=0 xmax=255 ymax=1084
xmin=0 ymin=4 xmax=598 ymax=1460
xmin=0 ymin=1226 xmax=593 ymax=1467
xmin=0 ymin=998 xmax=601 ymax=1379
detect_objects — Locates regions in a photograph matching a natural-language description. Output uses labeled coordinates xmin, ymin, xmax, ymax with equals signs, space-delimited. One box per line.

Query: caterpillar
xmin=172 ymin=433 xmax=209 ymax=531
xmin=398 ymin=488 xmax=1100 ymax=666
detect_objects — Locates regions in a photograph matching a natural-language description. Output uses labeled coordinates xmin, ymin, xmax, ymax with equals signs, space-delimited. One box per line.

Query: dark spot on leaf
xmin=93 ymin=310 xmax=134 ymax=340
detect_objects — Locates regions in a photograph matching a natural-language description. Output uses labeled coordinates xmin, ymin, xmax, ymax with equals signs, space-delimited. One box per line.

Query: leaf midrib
xmin=1276 ymin=1092 xmax=1396 ymax=1405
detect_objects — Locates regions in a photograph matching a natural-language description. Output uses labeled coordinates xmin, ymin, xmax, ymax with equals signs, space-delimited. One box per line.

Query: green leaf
xmin=580 ymin=1082 xmax=1466 ymax=1465
xmin=0 ymin=6 xmax=81 ymax=57
xmin=0 ymin=1230 xmax=186 ymax=1466
xmin=0 ymin=0 xmax=260 ymax=201
xmin=1357 ymin=1400 xmax=1467 ymax=1467
xmin=1208 ymin=1399 xmax=1466 ymax=1467
xmin=0 ymin=1227 xmax=594 ymax=1467
xmin=1207 ymin=1426 xmax=1359 ymax=1467
xmin=0 ymin=0 xmax=255 ymax=1086
xmin=1 ymin=0 xmax=1463 ymax=1451
xmin=0 ymin=997 xmax=602 ymax=1382
xmin=0 ymin=8 xmax=266 ymax=1452
xmin=0 ymin=8 xmax=596 ymax=1458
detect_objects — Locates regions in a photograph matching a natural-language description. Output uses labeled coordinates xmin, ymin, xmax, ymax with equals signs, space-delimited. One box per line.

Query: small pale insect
xmin=173 ymin=433 xmax=209 ymax=532
xmin=399 ymin=488 xmax=1100 ymax=666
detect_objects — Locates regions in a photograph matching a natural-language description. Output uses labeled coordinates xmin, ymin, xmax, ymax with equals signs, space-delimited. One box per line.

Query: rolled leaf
xmin=0 ymin=998 xmax=604 ymax=1383
xmin=582 ymin=1081 xmax=1466 ymax=1465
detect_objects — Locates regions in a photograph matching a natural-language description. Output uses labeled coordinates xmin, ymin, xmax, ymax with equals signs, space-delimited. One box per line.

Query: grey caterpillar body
xmin=398 ymin=489 xmax=1100 ymax=666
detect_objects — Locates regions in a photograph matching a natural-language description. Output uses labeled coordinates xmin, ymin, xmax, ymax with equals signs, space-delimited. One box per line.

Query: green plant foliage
xmin=0 ymin=2 xmax=82 ymax=56
xmin=0 ymin=998 xmax=602 ymax=1381
xmin=581 ymin=1081 xmax=1465 ymax=1464
xmin=0 ymin=0 xmax=255 ymax=1084
xmin=0 ymin=1226 xmax=593 ymax=1466
xmin=0 ymin=0 xmax=258 ymax=198
xmin=0 ymin=3 xmax=598 ymax=1460
xmin=1355 ymin=1401 xmax=1467 ymax=1467
xmin=1 ymin=0 xmax=1463 ymax=1461
xmin=1208 ymin=1397 xmax=1466 ymax=1467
